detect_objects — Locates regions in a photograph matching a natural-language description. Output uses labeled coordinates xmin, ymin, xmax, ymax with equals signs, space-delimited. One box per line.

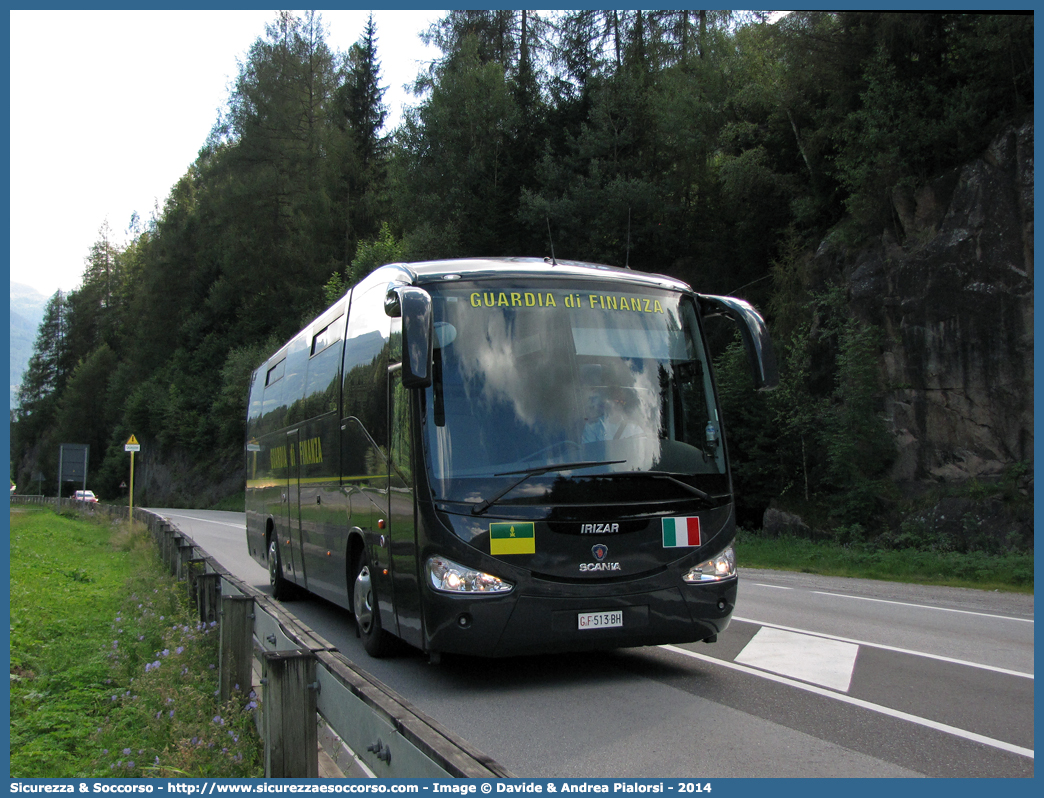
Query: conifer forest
xmin=11 ymin=11 xmax=1034 ymax=548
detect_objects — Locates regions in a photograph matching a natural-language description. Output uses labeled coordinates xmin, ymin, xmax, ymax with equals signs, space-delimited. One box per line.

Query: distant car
xmin=73 ymin=490 xmax=99 ymax=503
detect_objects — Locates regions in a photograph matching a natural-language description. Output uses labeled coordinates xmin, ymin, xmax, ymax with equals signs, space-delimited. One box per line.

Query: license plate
xmin=577 ymin=610 xmax=623 ymax=630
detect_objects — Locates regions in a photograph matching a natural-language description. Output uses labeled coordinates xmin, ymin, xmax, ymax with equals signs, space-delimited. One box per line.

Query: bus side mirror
xmin=387 ymin=286 xmax=433 ymax=389
xmin=697 ymin=294 xmax=779 ymax=391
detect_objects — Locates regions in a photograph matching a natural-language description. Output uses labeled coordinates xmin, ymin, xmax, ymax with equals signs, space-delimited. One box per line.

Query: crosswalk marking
xmin=735 ymin=626 xmax=860 ymax=692
xmin=733 ymin=616 xmax=1034 ymax=679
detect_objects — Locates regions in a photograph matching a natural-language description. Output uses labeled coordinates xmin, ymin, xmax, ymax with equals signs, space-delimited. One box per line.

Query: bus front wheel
xmin=353 ymin=550 xmax=395 ymax=657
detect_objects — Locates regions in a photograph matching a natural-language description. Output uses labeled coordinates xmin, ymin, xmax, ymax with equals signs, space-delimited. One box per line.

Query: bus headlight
xmin=683 ymin=545 xmax=736 ymax=583
xmin=426 ymin=556 xmax=514 ymax=594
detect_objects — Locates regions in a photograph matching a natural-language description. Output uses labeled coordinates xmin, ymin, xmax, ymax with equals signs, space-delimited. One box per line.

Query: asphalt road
xmin=152 ymin=508 xmax=1034 ymax=778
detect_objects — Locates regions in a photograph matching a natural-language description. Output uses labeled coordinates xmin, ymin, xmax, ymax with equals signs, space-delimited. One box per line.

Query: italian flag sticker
xmin=662 ymin=517 xmax=701 ymax=547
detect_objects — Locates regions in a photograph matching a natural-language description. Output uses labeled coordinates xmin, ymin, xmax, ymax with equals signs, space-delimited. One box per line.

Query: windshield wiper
xmin=608 ymin=471 xmax=731 ymax=506
xmin=471 ymin=460 xmax=625 ymax=516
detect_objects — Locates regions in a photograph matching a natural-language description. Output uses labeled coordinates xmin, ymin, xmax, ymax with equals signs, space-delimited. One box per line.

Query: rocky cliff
xmin=817 ymin=121 xmax=1033 ymax=487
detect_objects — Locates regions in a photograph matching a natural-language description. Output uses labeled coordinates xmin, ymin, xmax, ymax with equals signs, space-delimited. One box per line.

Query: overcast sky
xmin=9 ymin=9 xmax=444 ymax=298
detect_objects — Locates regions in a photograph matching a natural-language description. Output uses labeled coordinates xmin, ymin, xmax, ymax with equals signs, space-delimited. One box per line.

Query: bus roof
xmin=375 ymin=257 xmax=691 ymax=293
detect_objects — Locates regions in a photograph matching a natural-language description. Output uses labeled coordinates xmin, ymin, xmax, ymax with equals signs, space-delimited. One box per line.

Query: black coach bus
xmin=245 ymin=258 xmax=777 ymax=659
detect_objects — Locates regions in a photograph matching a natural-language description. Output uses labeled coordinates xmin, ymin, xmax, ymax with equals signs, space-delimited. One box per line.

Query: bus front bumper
xmin=422 ymin=578 xmax=737 ymax=657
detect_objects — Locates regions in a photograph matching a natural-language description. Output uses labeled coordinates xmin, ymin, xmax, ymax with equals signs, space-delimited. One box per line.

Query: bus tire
xmin=353 ymin=549 xmax=395 ymax=657
xmin=268 ymin=536 xmax=292 ymax=601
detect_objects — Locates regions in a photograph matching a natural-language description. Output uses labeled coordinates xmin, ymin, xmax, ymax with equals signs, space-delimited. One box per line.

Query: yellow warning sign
xmin=126 ymin=434 xmax=139 ymax=446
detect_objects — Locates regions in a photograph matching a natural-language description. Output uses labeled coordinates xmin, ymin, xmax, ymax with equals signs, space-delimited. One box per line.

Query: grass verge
xmin=9 ymin=506 xmax=264 ymax=777
xmin=735 ymin=531 xmax=1033 ymax=593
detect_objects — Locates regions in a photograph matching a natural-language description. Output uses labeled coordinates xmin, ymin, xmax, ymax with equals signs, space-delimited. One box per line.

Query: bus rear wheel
xmin=353 ymin=549 xmax=395 ymax=657
xmin=268 ymin=536 xmax=292 ymax=601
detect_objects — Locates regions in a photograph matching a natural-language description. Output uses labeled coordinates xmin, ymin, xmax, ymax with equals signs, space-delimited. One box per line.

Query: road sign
xmin=59 ymin=443 xmax=89 ymax=482
xmin=126 ymin=435 xmax=139 ymax=521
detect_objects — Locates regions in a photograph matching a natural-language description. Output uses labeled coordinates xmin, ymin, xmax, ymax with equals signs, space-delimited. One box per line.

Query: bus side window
xmin=281 ymin=333 xmax=310 ymax=427
xmin=303 ymin=302 xmax=346 ymax=418
xmin=343 ymin=283 xmax=391 ymax=449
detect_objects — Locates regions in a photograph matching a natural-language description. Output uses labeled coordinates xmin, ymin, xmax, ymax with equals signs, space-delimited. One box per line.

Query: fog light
xmin=683 ymin=545 xmax=736 ymax=583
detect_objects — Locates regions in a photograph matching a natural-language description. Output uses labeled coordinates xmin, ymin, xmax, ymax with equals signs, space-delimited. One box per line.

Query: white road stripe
xmin=660 ymin=644 xmax=1034 ymax=760
xmin=159 ymin=512 xmax=244 ymax=530
xmin=732 ymin=616 xmax=1034 ymax=680
xmin=810 ymin=590 xmax=1034 ymax=623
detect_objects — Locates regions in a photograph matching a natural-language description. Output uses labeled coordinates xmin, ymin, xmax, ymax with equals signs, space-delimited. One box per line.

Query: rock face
xmin=829 ymin=122 xmax=1033 ymax=484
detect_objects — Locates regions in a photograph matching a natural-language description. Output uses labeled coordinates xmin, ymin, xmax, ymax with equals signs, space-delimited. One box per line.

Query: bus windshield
xmin=422 ymin=280 xmax=726 ymax=506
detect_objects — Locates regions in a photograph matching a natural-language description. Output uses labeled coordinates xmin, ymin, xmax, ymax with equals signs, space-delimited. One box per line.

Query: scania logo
xmin=581 ymin=544 xmax=620 ymax=572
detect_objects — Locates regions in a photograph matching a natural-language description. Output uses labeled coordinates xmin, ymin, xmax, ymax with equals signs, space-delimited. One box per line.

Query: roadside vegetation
xmin=9 ymin=506 xmax=263 ymax=778
xmin=736 ymin=531 xmax=1033 ymax=593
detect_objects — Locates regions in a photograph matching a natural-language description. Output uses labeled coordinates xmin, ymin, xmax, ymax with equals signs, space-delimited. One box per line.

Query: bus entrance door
xmin=283 ymin=429 xmax=306 ymax=587
xmin=387 ymin=379 xmax=422 ymax=649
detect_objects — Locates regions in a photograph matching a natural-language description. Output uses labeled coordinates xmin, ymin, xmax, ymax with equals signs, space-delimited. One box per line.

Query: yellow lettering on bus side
xmin=525 ymin=292 xmax=536 ymax=307
xmin=470 ymin=293 xmax=482 ymax=307
xmin=271 ymin=446 xmax=288 ymax=470
xmin=653 ymin=299 xmax=664 ymax=313
xmin=545 ymin=293 xmax=556 ymax=307
xmin=484 ymin=292 xmax=496 ymax=307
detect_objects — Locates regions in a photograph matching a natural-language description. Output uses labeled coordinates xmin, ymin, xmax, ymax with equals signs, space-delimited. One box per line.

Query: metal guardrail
xmin=11 ymin=496 xmax=513 ymax=779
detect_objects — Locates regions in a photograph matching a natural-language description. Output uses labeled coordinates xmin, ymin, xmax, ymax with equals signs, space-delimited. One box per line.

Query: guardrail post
xmin=196 ymin=571 xmax=222 ymax=625
xmin=177 ymin=539 xmax=194 ymax=581
xmin=261 ymin=649 xmax=319 ymax=778
xmin=219 ymin=595 xmax=255 ymax=703
xmin=166 ymin=532 xmax=181 ymax=574
xmin=159 ymin=524 xmax=172 ymax=568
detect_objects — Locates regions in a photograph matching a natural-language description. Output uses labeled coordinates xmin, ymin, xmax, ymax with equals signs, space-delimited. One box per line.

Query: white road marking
xmin=811 ymin=590 xmax=1034 ymax=623
xmin=733 ymin=616 xmax=1034 ymax=679
xmin=749 ymin=583 xmax=792 ymax=590
xmin=661 ymin=644 xmax=1034 ymax=760
xmin=735 ymin=626 xmax=859 ymax=692
xmin=159 ymin=512 xmax=244 ymax=530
